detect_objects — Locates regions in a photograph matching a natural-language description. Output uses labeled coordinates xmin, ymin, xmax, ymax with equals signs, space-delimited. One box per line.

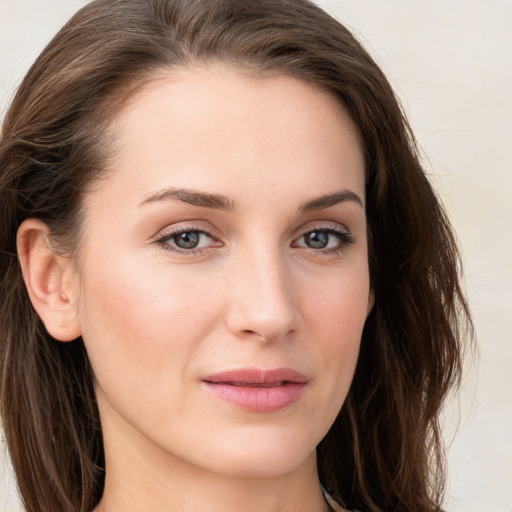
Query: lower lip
xmin=203 ymin=382 xmax=306 ymax=412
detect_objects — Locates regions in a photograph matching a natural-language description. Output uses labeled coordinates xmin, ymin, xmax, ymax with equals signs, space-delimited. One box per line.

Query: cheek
xmin=303 ymin=263 xmax=370 ymax=340
xmin=76 ymin=251 xmax=220 ymax=386
xmin=284 ymin=269 xmax=369 ymax=440
xmin=300 ymin=266 xmax=370 ymax=389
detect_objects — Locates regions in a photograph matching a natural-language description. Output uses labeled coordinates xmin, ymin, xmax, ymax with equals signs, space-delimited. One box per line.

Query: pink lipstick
xmin=202 ymin=368 xmax=307 ymax=412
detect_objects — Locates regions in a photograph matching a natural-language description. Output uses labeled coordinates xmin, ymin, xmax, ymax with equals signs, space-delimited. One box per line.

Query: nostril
xmin=238 ymin=329 xmax=274 ymax=343
xmin=241 ymin=329 xmax=266 ymax=340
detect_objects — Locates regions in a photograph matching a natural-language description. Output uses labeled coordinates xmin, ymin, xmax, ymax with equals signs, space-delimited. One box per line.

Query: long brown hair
xmin=0 ymin=1 xmax=472 ymax=511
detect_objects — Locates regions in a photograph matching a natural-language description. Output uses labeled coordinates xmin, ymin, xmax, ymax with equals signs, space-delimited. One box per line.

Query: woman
xmin=0 ymin=1 xmax=472 ymax=511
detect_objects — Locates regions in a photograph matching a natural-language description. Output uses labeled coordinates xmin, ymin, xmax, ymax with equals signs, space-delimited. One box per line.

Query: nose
xmin=226 ymin=246 xmax=299 ymax=343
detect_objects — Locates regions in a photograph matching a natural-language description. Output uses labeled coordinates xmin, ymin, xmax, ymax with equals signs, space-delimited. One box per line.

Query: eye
xmin=154 ymin=228 xmax=220 ymax=253
xmin=293 ymin=227 xmax=353 ymax=252
xmin=303 ymin=231 xmax=331 ymax=249
xmin=173 ymin=231 xmax=205 ymax=249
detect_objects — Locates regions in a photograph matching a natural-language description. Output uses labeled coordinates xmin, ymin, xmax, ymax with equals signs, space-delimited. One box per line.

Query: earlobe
xmin=17 ymin=219 xmax=82 ymax=342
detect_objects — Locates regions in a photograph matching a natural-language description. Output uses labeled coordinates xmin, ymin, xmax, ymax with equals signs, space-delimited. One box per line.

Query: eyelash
xmin=153 ymin=224 xmax=354 ymax=255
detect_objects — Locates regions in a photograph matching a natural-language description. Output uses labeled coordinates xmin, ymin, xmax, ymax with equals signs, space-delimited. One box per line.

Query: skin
xmin=18 ymin=66 xmax=372 ymax=512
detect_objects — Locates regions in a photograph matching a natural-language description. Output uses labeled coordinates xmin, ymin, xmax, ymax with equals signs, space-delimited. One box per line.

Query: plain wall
xmin=1 ymin=1 xmax=511 ymax=511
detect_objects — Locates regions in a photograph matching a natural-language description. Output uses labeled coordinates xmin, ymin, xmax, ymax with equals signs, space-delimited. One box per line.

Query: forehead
xmin=100 ymin=66 xmax=365 ymax=205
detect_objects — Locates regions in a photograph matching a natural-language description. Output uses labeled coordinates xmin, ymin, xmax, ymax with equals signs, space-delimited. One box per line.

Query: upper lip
xmin=202 ymin=367 xmax=308 ymax=385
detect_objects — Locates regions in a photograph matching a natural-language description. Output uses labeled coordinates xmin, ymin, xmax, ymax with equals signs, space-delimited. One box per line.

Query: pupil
xmin=175 ymin=232 xmax=200 ymax=249
xmin=306 ymin=231 xmax=328 ymax=249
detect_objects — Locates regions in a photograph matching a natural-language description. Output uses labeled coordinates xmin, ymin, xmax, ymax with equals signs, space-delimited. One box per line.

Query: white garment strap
xmin=321 ymin=486 xmax=349 ymax=512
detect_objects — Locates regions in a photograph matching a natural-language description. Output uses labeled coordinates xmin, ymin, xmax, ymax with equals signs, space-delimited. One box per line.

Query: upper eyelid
xmin=293 ymin=226 xmax=353 ymax=242
xmin=158 ymin=226 xmax=212 ymax=237
xmin=151 ymin=222 xmax=219 ymax=241
xmin=293 ymin=221 xmax=351 ymax=238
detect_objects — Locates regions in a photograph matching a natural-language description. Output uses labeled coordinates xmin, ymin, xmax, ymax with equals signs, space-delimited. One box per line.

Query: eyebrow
xmin=139 ymin=187 xmax=363 ymax=212
xmin=139 ymin=187 xmax=235 ymax=210
xmin=299 ymin=189 xmax=364 ymax=212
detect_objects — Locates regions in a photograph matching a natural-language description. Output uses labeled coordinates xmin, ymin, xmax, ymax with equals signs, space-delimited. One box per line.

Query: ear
xmin=17 ymin=218 xmax=82 ymax=342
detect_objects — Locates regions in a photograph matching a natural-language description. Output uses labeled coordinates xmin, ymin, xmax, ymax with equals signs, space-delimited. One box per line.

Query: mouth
xmin=202 ymin=367 xmax=308 ymax=412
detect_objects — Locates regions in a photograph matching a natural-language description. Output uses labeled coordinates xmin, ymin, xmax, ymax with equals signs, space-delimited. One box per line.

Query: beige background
xmin=1 ymin=1 xmax=511 ymax=511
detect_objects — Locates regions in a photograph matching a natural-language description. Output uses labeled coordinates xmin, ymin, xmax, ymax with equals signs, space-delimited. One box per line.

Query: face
xmin=73 ymin=67 xmax=371 ymax=479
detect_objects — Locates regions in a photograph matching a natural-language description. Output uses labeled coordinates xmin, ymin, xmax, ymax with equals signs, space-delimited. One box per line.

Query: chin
xmin=190 ymin=428 xmax=319 ymax=479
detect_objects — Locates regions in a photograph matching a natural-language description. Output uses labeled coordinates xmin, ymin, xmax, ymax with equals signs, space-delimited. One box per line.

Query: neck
xmin=96 ymin=459 xmax=329 ymax=512
xmin=94 ymin=410 xmax=330 ymax=512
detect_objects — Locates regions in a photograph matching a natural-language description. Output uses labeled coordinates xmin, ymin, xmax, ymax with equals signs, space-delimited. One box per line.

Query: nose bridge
xmin=227 ymin=240 xmax=297 ymax=341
